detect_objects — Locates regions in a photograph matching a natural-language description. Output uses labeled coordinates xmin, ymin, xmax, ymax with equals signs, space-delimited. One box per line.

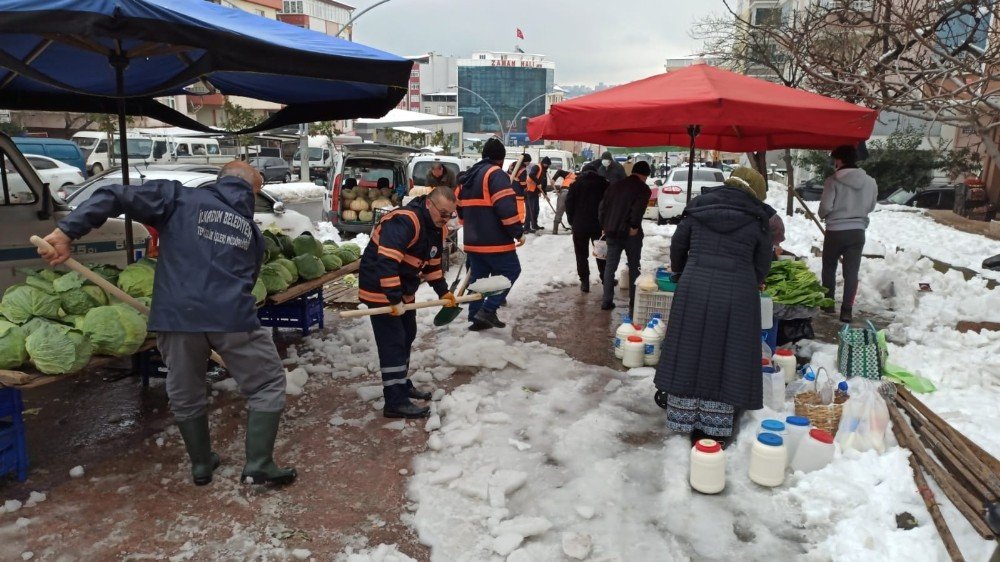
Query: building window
xmin=282 ymin=1 xmax=303 ymax=14
xmin=411 ymin=70 xmax=420 ymax=77
xmin=410 ymin=95 xmax=420 ymax=103
xmin=437 ymin=106 xmax=445 ymax=115
xmin=255 ymin=9 xmax=265 ymax=17
xmin=448 ymin=106 xmax=455 ymax=116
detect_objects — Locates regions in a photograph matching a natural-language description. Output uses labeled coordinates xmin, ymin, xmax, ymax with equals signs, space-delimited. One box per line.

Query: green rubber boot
xmin=175 ymin=414 xmax=221 ymax=486
xmin=241 ymin=410 xmax=297 ymax=486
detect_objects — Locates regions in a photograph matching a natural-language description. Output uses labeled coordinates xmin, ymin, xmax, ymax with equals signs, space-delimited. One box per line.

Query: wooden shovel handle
xmin=29 ymin=235 xmax=227 ymax=369
xmin=340 ymin=293 xmax=482 ymax=318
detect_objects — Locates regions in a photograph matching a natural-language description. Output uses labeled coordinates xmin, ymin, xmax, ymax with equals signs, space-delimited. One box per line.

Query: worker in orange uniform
xmin=551 ymin=168 xmax=576 ymax=234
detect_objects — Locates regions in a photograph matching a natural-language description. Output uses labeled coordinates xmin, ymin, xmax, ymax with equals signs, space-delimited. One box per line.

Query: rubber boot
xmin=406 ymin=379 xmax=432 ymax=401
xmin=176 ymin=414 xmax=221 ymax=486
xmin=384 ymin=385 xmax=430 ymax=418
xmin=241 ymin=411 xmax=297 ymax=485
xmin=552 ymin=221 xmax=559 ymax=235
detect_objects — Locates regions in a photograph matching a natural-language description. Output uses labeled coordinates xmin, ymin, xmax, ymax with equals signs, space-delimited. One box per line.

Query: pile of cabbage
xmin=254 ymin=230 xmax=360 ymax=297
xmin=0 ymin=263 xmax=150 ymax=375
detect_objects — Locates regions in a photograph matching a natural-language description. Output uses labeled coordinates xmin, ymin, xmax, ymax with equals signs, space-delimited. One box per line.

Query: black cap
xmin=831 ymin=145 xmax=857 ymax=166
xmin=601 ymin=151 xmax=613 ymax=160
xmin=632 ymin=161 xmax=651 ymax=176
xmin=541 ymin=156 xmax=551 ymax=166
xmin=521 ymin=153 xmax=532 ymax=163
xmin=482 ymin=137 xmax=506 ymax=161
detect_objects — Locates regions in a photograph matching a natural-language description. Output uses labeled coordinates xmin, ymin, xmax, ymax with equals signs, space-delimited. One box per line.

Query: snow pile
xmin=314 ymin=221 xmax=370 ymax=252
xmin=336 ymin=543 xmax=417 ymax=562
xmin=264 ymin=182 xmax=325 ymax=203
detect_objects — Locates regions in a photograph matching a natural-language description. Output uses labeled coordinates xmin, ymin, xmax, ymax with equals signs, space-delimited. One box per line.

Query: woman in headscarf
xmin=653 ymin=171 xmax=773 ymax=448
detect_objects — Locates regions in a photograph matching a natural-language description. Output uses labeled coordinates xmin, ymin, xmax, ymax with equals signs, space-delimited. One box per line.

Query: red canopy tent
xmin=527 ymin=62 xmax=878 ymax=203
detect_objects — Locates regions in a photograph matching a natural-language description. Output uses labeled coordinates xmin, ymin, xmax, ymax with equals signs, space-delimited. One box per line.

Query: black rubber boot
xmin=580 ymin=279 xmax=590 ymax=293
xmin=241 ymin=411 xmax=297 ymax=486
xmin=406 ymin=380 xmax=432 ymax=401
xmin=472 ymin=309 xmax=506 ymax=329
xmin=384 ymin=385 xmax=430 ymax=418
xmin=176 ymin=414 xmax=221 ymax=486
xmin=839 ymin=306 xmax=853 ymax=324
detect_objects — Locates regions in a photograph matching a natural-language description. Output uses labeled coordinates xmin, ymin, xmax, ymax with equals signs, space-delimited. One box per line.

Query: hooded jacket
xmin=818 ymin=167 xmax=878 ymax=231
xmin=425 ymin=167 xmax=457 ymax=188
xmin=565 ymin=169 xmax=608 ymax=235
xmin=589 ymin=157 xmax=626 ymax=183
xmin=457 ymin=159 xmax=523 ymax=253
xmin=58 ymin=176 xmax=264 ymax=332
xmin=598 ymin=174 xmax=652 ymax=238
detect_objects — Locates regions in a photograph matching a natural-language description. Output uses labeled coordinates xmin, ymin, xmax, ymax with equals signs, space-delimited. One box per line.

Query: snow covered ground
xmin=309 ymin=187 xmax=998 ymax=561
xmin=265 ymin=182 xmax=326 ymax=204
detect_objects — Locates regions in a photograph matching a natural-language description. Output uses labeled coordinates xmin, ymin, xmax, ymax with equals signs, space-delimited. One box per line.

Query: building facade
xmin=278 ymin=0 xmax=354 ymax=37
xmin=397 ymin=53 xmax=458 ymax=116
xmin=457 ymin=51 xmax=555 ymax=137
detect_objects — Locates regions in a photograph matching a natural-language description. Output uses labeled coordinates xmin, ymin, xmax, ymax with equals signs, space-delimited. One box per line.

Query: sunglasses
xmin=428 ymin=198 xmax=456 ymax=220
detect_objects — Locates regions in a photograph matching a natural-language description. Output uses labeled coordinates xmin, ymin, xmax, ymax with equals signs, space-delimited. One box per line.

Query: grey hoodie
xmin=818 ymin=167 xmax=878 ymax=231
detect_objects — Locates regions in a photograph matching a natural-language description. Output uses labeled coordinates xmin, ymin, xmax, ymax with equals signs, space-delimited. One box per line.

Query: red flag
xmin=516 ymin=28 xmax=524 ymax=40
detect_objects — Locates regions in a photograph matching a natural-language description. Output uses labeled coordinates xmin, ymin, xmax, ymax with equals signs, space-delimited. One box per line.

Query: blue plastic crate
xmin=258 ymin=288 xmax=325 ymax=336
xmin=0 ymin=387 xmax=28 ymax=482
xmin=762 ymin=318 xmax=780 ymax=354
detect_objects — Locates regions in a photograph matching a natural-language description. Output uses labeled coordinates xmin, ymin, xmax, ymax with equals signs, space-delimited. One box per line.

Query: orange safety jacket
xmin=456 ymin=159 xmax=524 ymax=253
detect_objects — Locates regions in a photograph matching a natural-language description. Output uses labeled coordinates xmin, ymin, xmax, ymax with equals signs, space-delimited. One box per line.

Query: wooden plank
xmin=4 ymin=339 xmax=157 ymax=390
xmin=0 ymin=369 xmax=34 ymax=386
xmin=266 ymin=261 xmax=359 ymax=305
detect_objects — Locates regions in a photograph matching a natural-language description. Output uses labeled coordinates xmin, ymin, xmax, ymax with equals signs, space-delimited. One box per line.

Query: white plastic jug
xmin=784 ymin=416 xmax=812 ymax=462
xmin=785 ymin=370 xmax=816 ymax=401
xmin=760 ymin=294 xmax=774 ymax=329
xmin=614 ymin=315 xmax=638 ymax=359
xmin=622 ymin=335 xmax=646 ymax=368
xmin=773 ymin=348 xmax=798 ymax=384
xmin=690 ymin=439 xmax=726 ymax=494
xmin=749 ymin=433 xmax=786 ymax=487
xmin=651 ymin=315 xmax=667 ymax=340
xmin=641 ymin=322 xmax=661 ymax=365
xmin=790 ymin=428 xmax=835 ymax=473
xmin=762 ymin=366 xmax=785 ymax=411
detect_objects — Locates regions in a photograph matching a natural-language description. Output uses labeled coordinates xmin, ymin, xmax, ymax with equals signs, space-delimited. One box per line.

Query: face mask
xmin=602 ymin=159 xmax=612 ymax=167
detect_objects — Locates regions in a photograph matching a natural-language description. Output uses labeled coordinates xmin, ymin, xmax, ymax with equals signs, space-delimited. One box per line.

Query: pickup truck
xmin=0 ymin=133 xmax=149 ymax=293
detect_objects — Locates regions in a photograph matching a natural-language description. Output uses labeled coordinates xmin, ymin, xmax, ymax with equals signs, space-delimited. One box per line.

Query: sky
xmin=352 ymin=0 xmax=729 ymax=87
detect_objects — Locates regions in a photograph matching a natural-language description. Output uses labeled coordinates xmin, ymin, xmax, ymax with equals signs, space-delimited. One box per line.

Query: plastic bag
xmin=592 ymin=237 xmax=608 ymax=260
xmin=835 ymin=378 xmax=891 ymax=454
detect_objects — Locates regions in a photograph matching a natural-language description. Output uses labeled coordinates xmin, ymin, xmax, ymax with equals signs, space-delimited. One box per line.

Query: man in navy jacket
xmin=38 ymin=161 xmax=295 ymax=487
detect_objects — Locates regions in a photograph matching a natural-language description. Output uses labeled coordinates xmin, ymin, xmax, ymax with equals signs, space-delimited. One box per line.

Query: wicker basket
xmin=794 ymin=390 xmax=849 ymax=436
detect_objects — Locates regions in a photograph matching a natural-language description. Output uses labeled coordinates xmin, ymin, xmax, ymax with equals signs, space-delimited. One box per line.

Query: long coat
xmin=653 ymin=187 xmax=773 ymax=410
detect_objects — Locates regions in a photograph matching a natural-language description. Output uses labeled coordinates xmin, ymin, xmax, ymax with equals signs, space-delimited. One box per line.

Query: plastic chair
xmin=0 ymin=387 xmax=28 ymax=482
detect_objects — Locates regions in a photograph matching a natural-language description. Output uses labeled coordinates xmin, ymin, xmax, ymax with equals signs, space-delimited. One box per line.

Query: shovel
xmin=339 ymin=276 xmax=511 ymax=325
xmin=30 ymin=235 xmax=227 ymax=368
xmin=434 ymin=259 xmax=471 ymax=326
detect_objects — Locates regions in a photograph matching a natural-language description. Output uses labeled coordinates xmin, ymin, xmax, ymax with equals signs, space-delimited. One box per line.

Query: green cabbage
xmin=340 ymin=242 xmax=361 ymax=258
xmin=0 ymin=320 xmax=27 ymax=369
xmin=273 ymin=258 xmax=298 ymax=283
xmin=260 ymin=263 xmax=290 ymax=294
xmin=21 ymin=317 xmax=65 ymax=336
xmin=117 ymin=259 xmax=156 ymax=298
xmin=322 ymin=240 xmax=339 ymax=249
xmin=264 ymin=230 xmax=295 ymax=259
xmin=252 ymin=277 xmax=267 ymax=305
xmin=320 ymin=252 xmax=343 ymax=272
xmin=335 ymin=248 xmax=358 ymax=265
xmin=54 ymin=272 xmax=109 ymax=315
xmin=263 ymin=236 xmax=281 ymax=262
xmin=81 ymin=305 xmax=148 ymax=357
xmin=25 ymin=323 xmax=92 ymax=374
xmin=293 ymin=254 xmax=325 ymax=280
xmin=88 ymin=264 xmax=122 ymax=286
xmin=292 ymin=233 xmax=324 ymax=258
xmin=0 ymin=284 xmax=62 ymax=324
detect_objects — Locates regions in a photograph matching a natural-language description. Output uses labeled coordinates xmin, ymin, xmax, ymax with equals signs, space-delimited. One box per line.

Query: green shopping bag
xmin=837 ymin=320 xmax=887 ymax=380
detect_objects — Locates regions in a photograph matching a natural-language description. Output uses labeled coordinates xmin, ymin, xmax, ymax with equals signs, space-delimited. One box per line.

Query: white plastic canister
xmin=790 ymin=428 xmax=835 ymax=473
xmin=773 ymin=348 xmax=798 ymax=384
xmin=614 ymin=315 xmax=638 ymax=359
xmin=622 ymin=335 xmax=646 ymax=368
xmin=784 ymin=416 xmax=811 ymax=462
xmin=689 ymin=439 xmax=726 ymax=494
xmin=641 ymin=322 xmax=661 ymax=365
xmin=748 ymin=432 xmax=786 ymax=487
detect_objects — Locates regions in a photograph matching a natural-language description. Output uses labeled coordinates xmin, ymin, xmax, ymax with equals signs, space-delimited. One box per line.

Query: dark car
xmin=794 ymin=178 xmax=824 ymax=201
xmin=880 ymin=186 xmax=956 ymax=209
xmin=249 ymin=157 xmax=291 ymax=184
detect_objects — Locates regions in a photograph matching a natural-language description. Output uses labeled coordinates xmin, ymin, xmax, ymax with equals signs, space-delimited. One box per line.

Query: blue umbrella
xmin=0 ymin=0 xmax=413 ymax=258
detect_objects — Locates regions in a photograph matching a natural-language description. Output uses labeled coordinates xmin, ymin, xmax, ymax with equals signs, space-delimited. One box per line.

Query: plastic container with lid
xmin=785 ymin=370 xmax=816 ymax=400
xmin=651 ymin=313 xmax=667 ymax=340
xmin=762 ymin=362 xmax=785 ymax=411
xmin=784 ymin=416 xmax=812 ymax=461
xmin=689 ymin=439 xmax=726 ymax=494
xmin=641 ymin=322 xmax=661 ymax=365
xmin=773 ymin=348 xmax=798 ymax=384
xmin=614 ymin=315 xmax=639 ymax=359
xmin=622 ymin=335 xmax=646 ymax=368
xmin=790 ymin=428 xmax=835 ymax=473
xmin=758 ymin=419 xmax=787 ymax=435
xmin=749 ymin=432 xmax=787 ymax=487
xmin=760 ymin=294 xmax=774 ymax=329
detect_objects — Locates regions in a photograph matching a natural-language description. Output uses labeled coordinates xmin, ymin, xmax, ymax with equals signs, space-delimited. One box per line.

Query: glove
xmin=441 ymin=292 xmax=458 ymax=308
xmin=516 ymin=237 xmax=526 ymax=247
xmin=389 ymin=302 xmax=405 ymax=316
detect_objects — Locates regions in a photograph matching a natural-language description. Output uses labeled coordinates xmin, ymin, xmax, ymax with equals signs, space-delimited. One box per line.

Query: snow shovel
xmin=29 ymin=235 xmax=227 ymax=368
xmin=339 ymin=276 xmax=511 ymax=325
xmin=436 ymin=258 xmax=471 ymax=326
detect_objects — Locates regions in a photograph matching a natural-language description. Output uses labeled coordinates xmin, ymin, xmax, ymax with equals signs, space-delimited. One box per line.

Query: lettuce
xmin=0 ymin=320 xmax=27 ymax=369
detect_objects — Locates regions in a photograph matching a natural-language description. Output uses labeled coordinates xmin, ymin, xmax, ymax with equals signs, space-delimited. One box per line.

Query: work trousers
xmin=467 ymin=251 xmax=521 ymax=319
xmin=525 ymin=192 xmax=541 ymax=231
xmin=369 ymin=310 xmax=418 ymax=406
xmin=553 ymin=190 xmax=568 ymax=230
xmin=822 ymin=229 xmax=865 ymax=309
xmin=572 ymin=230 xmax=607 ymax=284
xmin=602 ymin=234 xmax=643 ymax=316
xmin=157 ymin=328 xmax=286 ymax=422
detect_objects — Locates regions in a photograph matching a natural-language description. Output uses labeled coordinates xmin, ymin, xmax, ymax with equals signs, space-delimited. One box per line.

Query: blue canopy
xmin=0 ymin=0 xmax=413 ymax=132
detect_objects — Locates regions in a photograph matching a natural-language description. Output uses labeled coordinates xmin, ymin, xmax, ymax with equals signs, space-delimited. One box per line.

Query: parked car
xmin=655 ymin=167 xmax=726 ymax=223
xmin=0 ymin=133 xmax=149 ymax=292
xmin=66 ymin=170 xmax=314 ymax=238
xmin=13 ymin=136 xmax=88 ymax=176
xmin=249 ymin=157 xmax=292 ymax=184
xmin=140 ymin=163 xmax=222 ymax=175
xmin=795 ymin=178 xmax=824 ymax=201
xmin=880 ymin=186 xmax=957 ymax=209
xmin=324 ymin=143 xmax=416 ymax=235
xmin=22 ymin=154 xmax=87 ymax=200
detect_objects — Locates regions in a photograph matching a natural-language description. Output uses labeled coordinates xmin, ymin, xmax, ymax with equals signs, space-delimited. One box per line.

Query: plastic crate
xmin=634 ymin=290 xmax=674 ymax=328
xmin=258 ymin=287 xmax=325 ymax=336
xmin=0 ymin=387 xmax=28 ymax=482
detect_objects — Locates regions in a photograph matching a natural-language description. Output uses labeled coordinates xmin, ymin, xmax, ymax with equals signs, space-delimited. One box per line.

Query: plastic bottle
xmin=761 ymin=333 xmax=773 ymax=363
xmin=816 ymin=369 xmax=835 ymax=405
xmin=651 ymin=313 xmax=667 ymax=340
xmin=614 ymin=315 xmax=638 ymax=359
xmin=773 ymin=348 xmax=798 ymax=384
xmin=760 ymin=293 xmax=774 ymax=329
xmin=749 ymin=433 xmax=787 ymax=487
xmin=622 ymin=335 xmax=646 ymax=368
xmin=784 ymin=416 xmax=811 ymax=462
xmin=785 ymin=370 xmax=816 ymax=401
xmin=689 ymin=439 xmax=726 ymax=494
xmin=761 ymin=362 xmax=785 ymax=411
xmin=790 ymin=428 xmax=835 ymax=473
xmin=641 ymin=322 xmax=661 ymax=365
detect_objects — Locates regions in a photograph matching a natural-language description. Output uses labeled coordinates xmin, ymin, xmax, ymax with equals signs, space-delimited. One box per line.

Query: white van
xmin=72 ymin=131 xmax=228 ymax=174
xmin=72 ymin=131 xmax=155 ymax=175
xmin=1 ymin=133 xmax=150 ymax=292
xmin=155 ymin=137 xmax=227 ymax=165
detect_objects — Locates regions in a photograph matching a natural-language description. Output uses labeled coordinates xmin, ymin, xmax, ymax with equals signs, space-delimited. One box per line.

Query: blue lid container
xmin=757 ymin=432 xmax=783 ymax=446
xmin=785 ymin=416 xmax=810 ymax=427
xmin=761 ymin=419 xmax=786 ymax=433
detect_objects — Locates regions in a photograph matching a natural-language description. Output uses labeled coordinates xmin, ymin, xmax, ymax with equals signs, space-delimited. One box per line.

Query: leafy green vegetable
xmin=764 ymin=260 xmax=835 ymax=309
xmin=335 ymin=248 xmax=358 ymax=265
xmin=252 ymin=277 xmax=267 ymax=305
xmin=320 ymin=252 xmax=343 ymax=272
xmin=292 ymin=233 xmax=324 ymax=258
xmin=88 ymin=264 xmax=122 ymax=286
xmin=117 ymin=259 xmax=156 ymax=298
xmin=263 ymin=236 xmax=281 ymax=263
xmin=0 ymin=320 xmax=27 ymax=369
xmin=292 ymin=254 xmax=325 ymax=280
xmin=340 ymin=242 xmax=361 ymax=259
xmin=55 ymin=273 xmax=109 ymax=315
xmin=25 ymin=323 xmax=92 ymax=374
xmin=21 ymin=317 xmax=65 ymax=336
xmin=81 ymin=305 xmax=148 ymax=357
xmin=260 ymin=263 xmax=290 ymax=294
xmin=273 ymin=258 xmax=298 ymax=283
xmin=264 ymin=230 xmax=295 ymax=259
xmin=0 ymin=284 xmax=62 ymax=323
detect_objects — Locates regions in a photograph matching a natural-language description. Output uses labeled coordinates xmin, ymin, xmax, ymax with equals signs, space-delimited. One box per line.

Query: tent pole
xmin=113 ymin=48 xmax=135 ymax=264
xmin=686 ymin=125 xmax=700 ymax=204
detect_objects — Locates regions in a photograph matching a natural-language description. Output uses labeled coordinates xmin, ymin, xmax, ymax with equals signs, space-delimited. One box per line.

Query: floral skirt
xmin=664 ymin=394 xmax=736 ymax=437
